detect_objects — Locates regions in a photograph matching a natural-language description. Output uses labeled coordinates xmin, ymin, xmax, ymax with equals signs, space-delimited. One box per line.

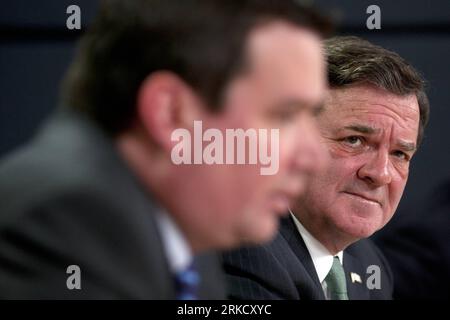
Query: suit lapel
xmin=343 ymin=251 xmax=370 ymax=300
xmin=279 ymin=216 xmax=326 ymax=299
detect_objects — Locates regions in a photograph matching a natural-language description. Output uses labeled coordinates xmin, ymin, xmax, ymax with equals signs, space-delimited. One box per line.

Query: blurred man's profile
xmin=0 ymin=0 xmax=330 ymax=299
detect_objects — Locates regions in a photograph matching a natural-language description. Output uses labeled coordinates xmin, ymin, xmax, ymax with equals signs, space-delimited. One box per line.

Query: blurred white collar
xmin=155 ymin=210 xmax=193 ymax=273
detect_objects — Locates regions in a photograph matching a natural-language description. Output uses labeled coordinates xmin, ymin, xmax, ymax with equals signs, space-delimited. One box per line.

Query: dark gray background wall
xmin=1 ymin=0 xmax=449 ymax=219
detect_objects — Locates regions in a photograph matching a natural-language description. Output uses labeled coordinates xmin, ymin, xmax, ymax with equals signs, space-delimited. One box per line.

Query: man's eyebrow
xmin=313 ymin=101 xmax=325 ymax=116
xmin=342 ymin=124 xmax=380 ymax=134
xmin=274 ymin=99 xmax=325 ymax=114
xmin=396 ymin=140 xmax=416 ymax=152
xmin=342 ymin=125 xmax=417 ymax=152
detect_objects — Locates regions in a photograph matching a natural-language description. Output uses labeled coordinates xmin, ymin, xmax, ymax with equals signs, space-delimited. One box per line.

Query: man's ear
xmin=136 ymin=72 xmax=203 ymax=152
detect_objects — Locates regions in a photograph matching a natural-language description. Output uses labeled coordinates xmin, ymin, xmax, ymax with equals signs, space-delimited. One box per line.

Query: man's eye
xmin=342 ymin=136 xmax=363 ymax=147
xmin=392 ymin=150 xmax=409 ymax=161
xmin=269 ymin=109 xmax=297 ymax=123
xmin=277 ymin=111 xmax=295 ymax=122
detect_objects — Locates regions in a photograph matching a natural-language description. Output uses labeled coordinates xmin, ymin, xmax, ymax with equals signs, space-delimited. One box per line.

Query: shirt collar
xmin=290 ymin=210 xmax=343 ymax=283
xmin=155 ymin=210 xmax=193 ymax=274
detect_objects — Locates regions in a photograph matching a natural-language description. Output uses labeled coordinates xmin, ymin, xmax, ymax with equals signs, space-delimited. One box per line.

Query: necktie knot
xmin=174 ymin=262 xmax=200 ymax=300
xmin=324 ymin=256 xmax=348 ymax=300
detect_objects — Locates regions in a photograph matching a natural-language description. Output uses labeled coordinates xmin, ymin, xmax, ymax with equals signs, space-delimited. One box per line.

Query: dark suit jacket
xmin=223 ymin=215 xmax=393 ymax=300
xmin=0 ymin=111 xmax=225 ymax=299
xmin=373 ymin=179 xmax=450 ymax=299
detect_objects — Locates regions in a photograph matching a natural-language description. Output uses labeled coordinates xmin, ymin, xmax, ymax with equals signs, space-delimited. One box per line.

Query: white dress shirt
xmin=290 ymin=210 xmax=343 ymax=299
xmin=155 ymin=210 xmax=193 ymax=274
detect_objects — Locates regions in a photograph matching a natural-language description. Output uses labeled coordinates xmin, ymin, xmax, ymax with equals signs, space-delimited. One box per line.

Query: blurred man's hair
xmin=324 ymin=36 xmax=429 ymax=146
xmin=62 ymin=0 xmax=331 ymax=136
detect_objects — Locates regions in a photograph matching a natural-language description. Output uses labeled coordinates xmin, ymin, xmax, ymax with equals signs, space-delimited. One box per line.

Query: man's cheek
xmin=279 ymin=127 xmax=300 ymax=156
xmin=391 ymin=182 xmax=407 ymax=207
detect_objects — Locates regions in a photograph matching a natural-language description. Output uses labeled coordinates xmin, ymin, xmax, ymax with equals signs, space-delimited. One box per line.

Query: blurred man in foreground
xmin=0 ymin=0 xmax=330 ymax=298
xmin=223 ymin=36 xmax=430 ymax=300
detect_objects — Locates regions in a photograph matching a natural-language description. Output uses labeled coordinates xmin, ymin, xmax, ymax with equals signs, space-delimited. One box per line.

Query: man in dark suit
xmin=224 ymin=215 xmax=393 ymax=299
xmin=0 ymin=1 xmax=330 ymax=298
xmin=0 ymin=111 xmax=224 ymax=299
xmin=223 ymin=36 xmax=430 ymax=300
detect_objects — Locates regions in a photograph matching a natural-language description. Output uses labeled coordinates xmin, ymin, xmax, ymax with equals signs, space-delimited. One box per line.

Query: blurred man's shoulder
xmin=0 ymin=111 xmax=139 ymax=224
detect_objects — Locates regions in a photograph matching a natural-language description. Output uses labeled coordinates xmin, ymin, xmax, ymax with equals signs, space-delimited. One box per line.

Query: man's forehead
xmin=240 ymin=22 xmax=325 ymax=106
xmin=327 ymin=110 xmax=419 ymax=136
xmin=245 ymin=22 xmax=322 ymax=72
xmin=325 ymin=85 xmax=420 ymax=122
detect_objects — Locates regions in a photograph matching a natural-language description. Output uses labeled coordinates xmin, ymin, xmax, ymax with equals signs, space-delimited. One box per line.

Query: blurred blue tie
xmin=174 ymin=261 xmax=200 ymax=300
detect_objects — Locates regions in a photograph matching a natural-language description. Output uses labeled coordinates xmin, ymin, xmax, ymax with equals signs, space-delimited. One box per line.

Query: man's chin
xmin=240 ymin=216 xmax=280 ymax=246
xmin=337 ymin=217 xmax=381 ymax=241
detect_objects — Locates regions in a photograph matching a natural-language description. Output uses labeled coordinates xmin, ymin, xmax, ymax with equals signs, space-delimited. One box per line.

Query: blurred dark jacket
xmin=0 ymin=111 xmax=225 ymax=299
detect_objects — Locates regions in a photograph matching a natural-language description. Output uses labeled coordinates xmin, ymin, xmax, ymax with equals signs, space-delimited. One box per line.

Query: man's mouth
xmin=271 ymin=186 xmax=302 ymax=215
xmin=342 ymin=191 xmax=381 ymax=206
xmin=269 ymin=176 xmax=308 ymax=215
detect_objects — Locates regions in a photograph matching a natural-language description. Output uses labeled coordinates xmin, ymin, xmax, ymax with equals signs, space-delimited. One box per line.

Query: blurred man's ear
xmin=136 ymin=72 xmax=204 ymax=152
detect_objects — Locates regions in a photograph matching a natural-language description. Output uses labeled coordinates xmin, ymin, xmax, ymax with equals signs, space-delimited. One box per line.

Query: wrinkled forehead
xmin=324 ymin=85 xmax=420 ymax=131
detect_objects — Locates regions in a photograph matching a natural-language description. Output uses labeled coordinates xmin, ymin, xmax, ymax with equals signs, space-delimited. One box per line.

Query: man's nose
xmin=357 ymin=151 xmax=393 ymax=186
xmin=293 ymin=119 xmax=328 ymax=175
